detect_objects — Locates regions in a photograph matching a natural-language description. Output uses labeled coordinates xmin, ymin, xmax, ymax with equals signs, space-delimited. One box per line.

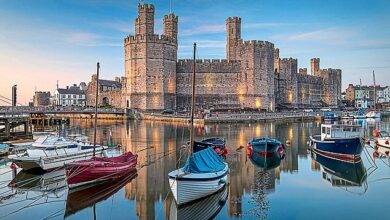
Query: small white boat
xmin=365 ymin=111 xmax=381 ymax=118
xmin=168 ymin=147 xmax=229 ymax=206
xmin=168 ymin=43 xmax=229 ymax=206
xmin=12 ymin=135 xmax=107 ymax=171
xmin=0 ymin=143 xmax=10 ymax=156
xmin=375 ymin=131 xmax=390 ymax=152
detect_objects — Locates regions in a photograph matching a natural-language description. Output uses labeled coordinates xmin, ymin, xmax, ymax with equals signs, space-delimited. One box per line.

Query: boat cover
xmin=183 ymin=147 xmax=225 ymax=173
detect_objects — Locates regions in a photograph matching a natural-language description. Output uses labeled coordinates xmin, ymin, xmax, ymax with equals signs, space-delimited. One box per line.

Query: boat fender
xmin=223 ymin=147 xmax=228 ymax=156
xmin=215 ymin=148 xmax=221 ymax=155
xmin=365 ymin=140 xmax=370 ymax=145
xmin=286 ymin=140 xmax=291 ymax=146
xmin=10 ymin=163 xmax=17 ymax=170
xmin=89 ymin=163 xmax=95 ymax=167
xmin=373 ymin=129 xmax=380 ymax=138
xmin=386 ymin=151 xmax=389 ymax=156
xmin=374 ymin=146 xmax=379 ymax=151
xmin=373 ymin=152 xmax=379 ymax=158
xmin=386 ymin=140 xmax=389 ymax=145
xmin=375 ymin=140 xmax=379 ymax=144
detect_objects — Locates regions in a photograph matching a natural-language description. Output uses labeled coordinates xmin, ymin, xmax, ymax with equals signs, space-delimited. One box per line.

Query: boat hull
xmin=310 ymin=135 xmax=363 ymax=161
xmin=66 ymin=153 xmax=138 ymax=188
xmin=12 ymin=147 xmax=106 ymax=171
xmin=168 ymin=163 xmax=229 ymax=206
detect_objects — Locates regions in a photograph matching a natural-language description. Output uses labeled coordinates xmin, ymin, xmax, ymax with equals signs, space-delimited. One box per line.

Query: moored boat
xmin=64 ymin=62 xmax=138 ymax=189
xmin=168 ymin=147 xmax=229 ymax=206
xmin=194 ymin=137 xmax=228 ymax=156
xmin=366 ymin=110 xmax=381 ymax=118
xmin=309 ymin=124 xmax=363 ymax=162
xmin=0 ymin=143 xmax=10 ymax=156
xmin=247 ymin=137 xmax=285 ymax=159
xmin=247 ymin=138 xmax=285 ymax=170
xmin=65 ymin=151 xmax=138 ymax=188
xmin=12 ymin=135 xmax=107 ymax=171
xmin=168 ymin=43 xmax=229 ymax=206
xmin=373 ymin=131 xmax=390 ymax=155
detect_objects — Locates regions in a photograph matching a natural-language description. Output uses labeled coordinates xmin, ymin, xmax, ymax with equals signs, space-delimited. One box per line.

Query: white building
xmin=53 ymin=84 xmax=86 ymax=107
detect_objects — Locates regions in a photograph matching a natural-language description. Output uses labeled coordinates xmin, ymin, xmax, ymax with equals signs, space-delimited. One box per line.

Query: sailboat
xmin=65 ymin=63 xmax=138 ymax=188
xmin=168 ymin=43 xmax=229 ymax=206
xmin=366 ymin=71 xmax=381 ymax=118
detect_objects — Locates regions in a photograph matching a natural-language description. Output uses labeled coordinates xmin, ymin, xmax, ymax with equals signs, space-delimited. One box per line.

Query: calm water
xmin=1 ymin=119 xmax=390 ymax=220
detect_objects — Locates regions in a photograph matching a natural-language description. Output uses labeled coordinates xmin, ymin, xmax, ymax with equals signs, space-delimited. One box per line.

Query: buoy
xmin=223 ymin=147 xmax=228 ymax=156
xmin=373 ymin=152 xmax=379 ymax=158
xmin=386 ymin=140 xmax=389 ymax=145
xmin=10 ymin=163 xmax=17 ymax=170
xmin=373 ymin=129 xmax=380 ymax=137
xmin=215 ymin=148 xmax=221 ymax=155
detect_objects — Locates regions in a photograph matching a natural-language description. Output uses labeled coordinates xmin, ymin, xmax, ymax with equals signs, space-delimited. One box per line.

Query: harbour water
xmin=1 ymin=118 xmax=390 ymax=220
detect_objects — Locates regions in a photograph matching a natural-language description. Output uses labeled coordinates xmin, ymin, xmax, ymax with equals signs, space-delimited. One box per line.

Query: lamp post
xmin=11 ymin=85 xmax=17 ymax=117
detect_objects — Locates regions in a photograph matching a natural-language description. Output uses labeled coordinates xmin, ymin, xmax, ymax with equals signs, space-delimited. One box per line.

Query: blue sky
xmin=0 ymin=0 xmax=389 ymax=104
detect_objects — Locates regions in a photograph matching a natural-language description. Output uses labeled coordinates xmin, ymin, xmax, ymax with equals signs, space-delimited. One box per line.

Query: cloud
xmin=287 ymin=28 xmax=355 ymax=42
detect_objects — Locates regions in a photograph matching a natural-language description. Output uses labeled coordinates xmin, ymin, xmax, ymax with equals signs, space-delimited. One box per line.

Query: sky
xmin=0 ymin=0 xmax=389 ymax=104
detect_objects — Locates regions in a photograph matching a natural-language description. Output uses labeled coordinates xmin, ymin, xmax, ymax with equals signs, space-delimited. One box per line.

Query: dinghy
xmin=64 ymin=62 xmax=137 ymax=188
xmin=168 ymin=43 xmax=229 ymax=206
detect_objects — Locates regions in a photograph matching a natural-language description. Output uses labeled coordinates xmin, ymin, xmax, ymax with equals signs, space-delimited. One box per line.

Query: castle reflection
xmin=65 ymin=119 xmax=321 ymax=219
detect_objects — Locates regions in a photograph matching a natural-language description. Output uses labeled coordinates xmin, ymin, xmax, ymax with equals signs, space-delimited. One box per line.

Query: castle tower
xmin=274 ymin=48 xmax=280 ymax=72
xmin=310 ymin=58 xmax=320 ymax=76
xmin=163 ymin=14 xmax=178 ymax=43
xmin=123 ymin=3 xmax=177 ymax=111
xmin=226 ymin=17 xmax=241 ymax=61
xmin=135 ymin=4 xmax=155 ymax=35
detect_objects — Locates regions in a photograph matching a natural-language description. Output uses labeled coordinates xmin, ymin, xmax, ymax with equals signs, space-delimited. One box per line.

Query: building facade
xmin=33 ymin=91 xmax=50 ymax=106
xmin=122 ymin=3 xmax=342 ymax=112
xmin=85 ymin=74 xmax=123 ymax=107
xmin=53 ymin=84 xmax=86 ymax=107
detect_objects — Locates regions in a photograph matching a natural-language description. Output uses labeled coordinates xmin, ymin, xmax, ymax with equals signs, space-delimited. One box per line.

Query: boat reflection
xmin=9 ymin=169 xmax=67 ymax=194
xmin=65 ymin=170 xmax=138 ymax=217
xmin=168 ymin=184 xmax=228 ymax=220
xmin=311 ymin=151 xmax=367 ymax=190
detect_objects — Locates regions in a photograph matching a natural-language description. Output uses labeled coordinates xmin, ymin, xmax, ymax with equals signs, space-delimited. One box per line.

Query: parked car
xmin=161 ymin=109 xmax=175 ymax=114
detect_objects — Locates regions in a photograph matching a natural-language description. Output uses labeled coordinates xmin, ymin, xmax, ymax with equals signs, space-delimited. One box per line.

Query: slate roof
xmin=98 ymin=79 xmax=122 ymax=89
xmin=57 ymin=86 xmax=85 ymax=95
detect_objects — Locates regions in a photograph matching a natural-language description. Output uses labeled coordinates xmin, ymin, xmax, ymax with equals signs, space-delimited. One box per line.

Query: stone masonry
xmin=122 ymin=3 xmax=341 ymax=111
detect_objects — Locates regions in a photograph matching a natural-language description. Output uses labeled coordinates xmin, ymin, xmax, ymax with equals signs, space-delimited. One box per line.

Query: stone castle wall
xmin=123 ymin=4 xmax=177 ymax=111
xmin=33 ymin=91 xmax=50 ymax=106
xmin=122 ymin=3 xmax=341 ymax=112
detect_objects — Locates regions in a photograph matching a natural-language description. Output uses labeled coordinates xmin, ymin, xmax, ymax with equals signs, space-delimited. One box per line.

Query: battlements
xmin=177 ymin=59 xmax=240 ymax=64
xmin=164 ymin=13 xmax=178 ymax=22
xmin=124 ymin=34 xmax=176 ymax=45
xmin=239 ymin=40 xmax=274 ymax=48
xmin=226 ymin=17 xmax=241 ymax=23
xmin=281 ymin=57 xmax=298 ymax=62
xmin=138 ymin=3 xmax=154 ymax=11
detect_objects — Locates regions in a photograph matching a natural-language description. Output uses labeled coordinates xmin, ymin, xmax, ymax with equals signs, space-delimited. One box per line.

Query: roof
xmin=98 ymin=79 xmax=122 ymax=89
xmin=57 ymin=86 xmax=85 ymax=95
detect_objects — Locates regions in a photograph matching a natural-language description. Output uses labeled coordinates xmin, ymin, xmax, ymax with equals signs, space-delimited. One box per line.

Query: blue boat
xmin=247 ymin=137 xmax=285 ymax=159
xmin=193 ymin=137 xmax=226 ymax=154
xmin=324 ymin=112 xmax=338 ymax=121
xmin=310 ymin=124 xmax=363 ymax=162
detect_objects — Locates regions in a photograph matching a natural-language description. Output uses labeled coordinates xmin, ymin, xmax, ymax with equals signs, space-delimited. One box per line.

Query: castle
xmin=122 ymin=3 xmax=342 ymax=112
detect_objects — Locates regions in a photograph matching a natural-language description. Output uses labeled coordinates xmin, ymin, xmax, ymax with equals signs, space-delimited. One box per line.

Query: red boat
xmin=65 ymin=151 xmax=138 ymax=188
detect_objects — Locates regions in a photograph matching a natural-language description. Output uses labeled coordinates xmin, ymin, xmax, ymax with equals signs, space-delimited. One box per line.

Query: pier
xmin=0 ymin=115 xmax=32 ymax=141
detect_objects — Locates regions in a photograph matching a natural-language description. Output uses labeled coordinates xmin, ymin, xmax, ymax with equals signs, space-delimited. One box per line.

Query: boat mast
xmin=93 ymin=62 xmax=100 ymax=157
xmin=373 ymin=70 xmax=376 ymax=109
xmin=189 ymin=43 xmax=196 ymax=156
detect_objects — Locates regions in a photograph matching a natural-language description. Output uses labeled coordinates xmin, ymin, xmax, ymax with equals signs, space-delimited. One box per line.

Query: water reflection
xmin=65 ymin=171 xmax=138 ymax=217
xmin=1 ymin=119 xmax=389 ymax=219
xmin=167 ymin=184 xmax=228 ymax=220
xmin=311 ymin=151 xmax=367 ymax=192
